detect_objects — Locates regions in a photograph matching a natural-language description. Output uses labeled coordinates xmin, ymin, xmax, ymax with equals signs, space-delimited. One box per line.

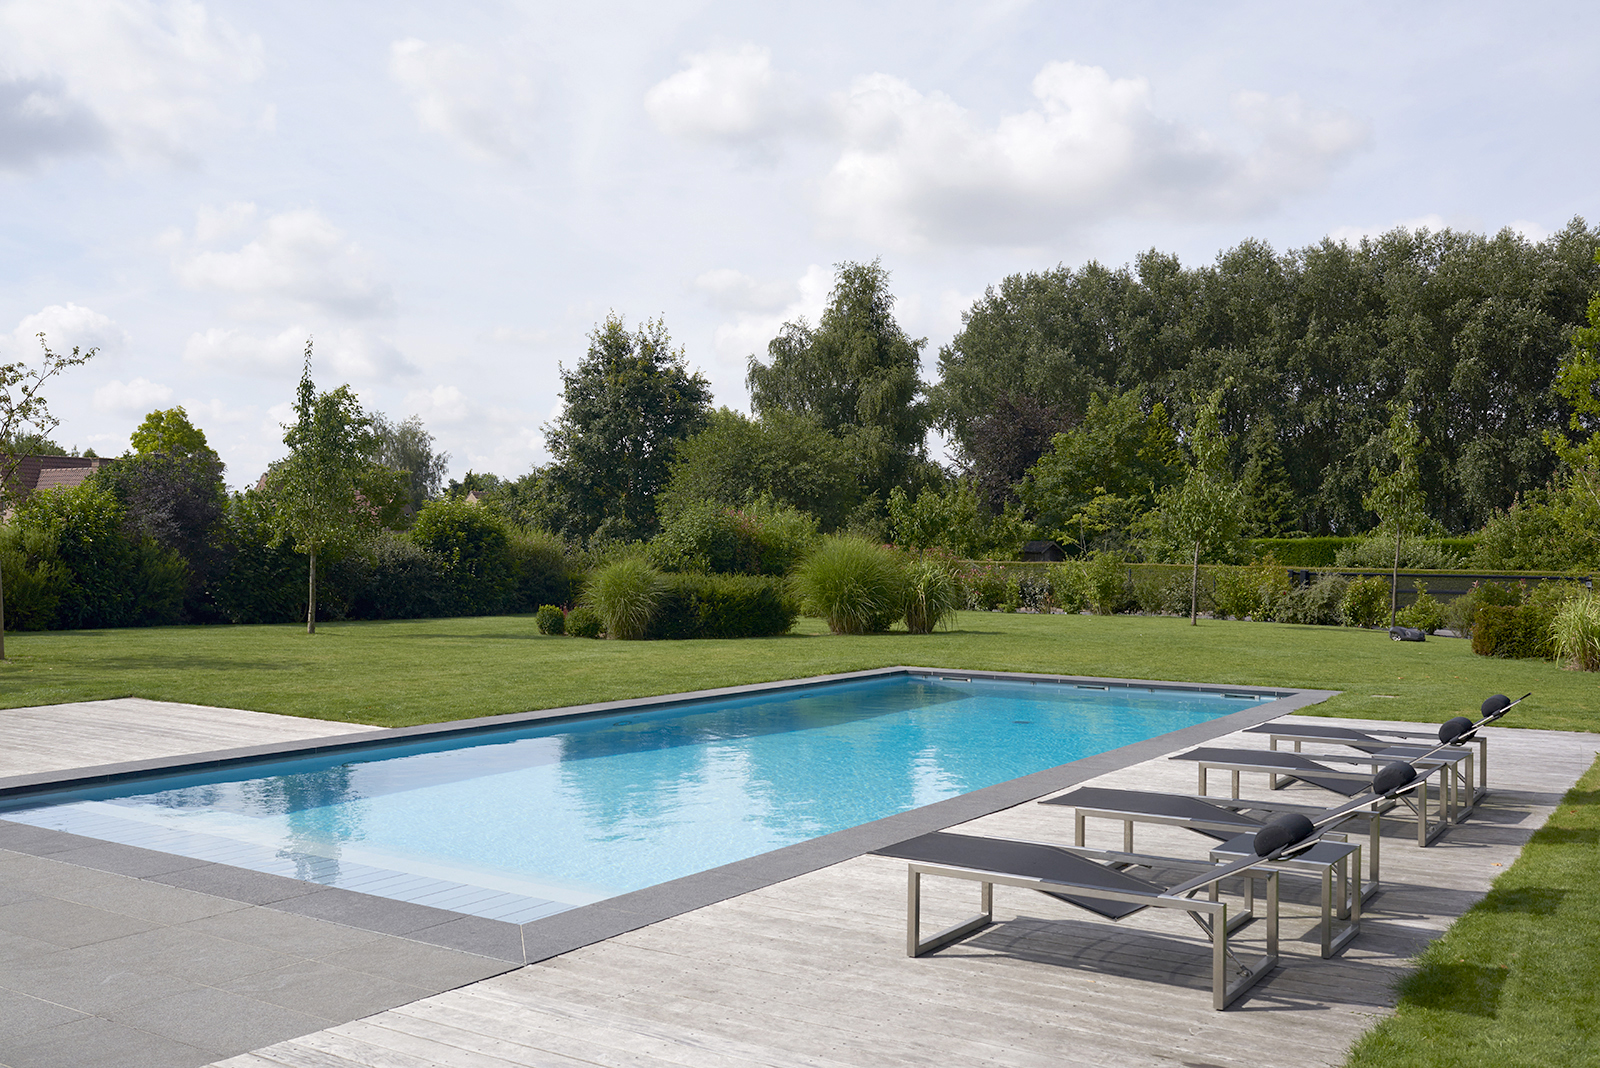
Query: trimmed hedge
xmin=1249 ymin=536 xmax=1478 ymax=567
xmin=644 ymin=573 xmax=798 ymax=640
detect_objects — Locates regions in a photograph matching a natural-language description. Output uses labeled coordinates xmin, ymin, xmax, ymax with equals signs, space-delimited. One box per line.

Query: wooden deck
xmin=211 ymin=719 xmax=1600 ymax=1068
xmin=0 ymin=699 xmax=379 ymax=779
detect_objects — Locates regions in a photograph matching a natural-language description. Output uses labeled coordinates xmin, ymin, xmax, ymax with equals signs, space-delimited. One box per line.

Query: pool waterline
xmin=0 ymin=668 xmax=1328 ymax=959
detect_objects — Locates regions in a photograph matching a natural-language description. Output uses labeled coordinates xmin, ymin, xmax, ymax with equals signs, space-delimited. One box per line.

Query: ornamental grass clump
xmin=1551 ymin=593 xmax=1600 ymax=671
xmin=903 ymin=557 xmax=961 ymax=633
xmin=791 ymin=536 xmax=906 ymax=635
xmin=581 ymin=557 xmax=665 ymax=640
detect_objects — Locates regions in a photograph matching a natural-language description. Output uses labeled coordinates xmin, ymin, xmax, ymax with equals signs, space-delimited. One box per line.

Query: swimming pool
xmin=1 ymin=672 xmax=1280 ymax=924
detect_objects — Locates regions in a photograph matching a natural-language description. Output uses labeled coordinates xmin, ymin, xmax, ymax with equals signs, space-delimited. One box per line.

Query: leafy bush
xmin=904 ymin=557 xmax=962 ymax=633
xmin=1551 ymin=593 xmax=1600 ymax=671
xmin=1396 ymin=580 xmax=1446 ymax=633
xmin=535 ymin=604 xmax=566 ymax=635
xmin=1212 ymin=561 xmax=1291 ymax=620
xmin=643 ymin=573 xmax=797 ymax=640
xmin=341 ymin=533 xmax=449 ymax=620
xmin=1443 ymin=580 xmax=1524 ymax=638
xmin=1132 ymin=567 xmax=1194 ymax=615
xmin=1471 ymin=605 xmax=1553 ymax=660
xmin=649 ymin=498 xmax=819 ymax=576
xmin=1082 ymin=553 xmax=1130 ymax=615
xmin=582 ymin=557 xmax=666 ymax=640
xmin=1273 ymin=574 xmax=1349 ymax=626
xmin=505 ymin=529 xmax=572 ymax=613
xmin=0 ymin=525 xmax=65 ymax=630
xmin=791 ymin=537 xmax=906 ymax=634
xmin=1341 ymin=575 xmax=1391 ymax=628
xmin=565 ymin=605 xmax=603 ymax=638
xmin=960 ymin=562 xmax=1011 ymax=610
xmin=1048 ymin=562 xmax=1088 ymax=614
xmin=408 ymin=498 xmax=513 ymax=615
xmin=1333 ymin=535 xmax=1467 ymax=570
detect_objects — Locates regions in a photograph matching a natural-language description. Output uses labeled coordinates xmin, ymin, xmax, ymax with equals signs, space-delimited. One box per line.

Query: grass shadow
xmin=1400 ymin=962 xmax=1509 ymax=1017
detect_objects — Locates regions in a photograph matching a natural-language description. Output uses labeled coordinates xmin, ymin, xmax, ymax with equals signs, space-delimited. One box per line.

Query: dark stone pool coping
xmin=0 ymin=667 xmax=1335 ymax=965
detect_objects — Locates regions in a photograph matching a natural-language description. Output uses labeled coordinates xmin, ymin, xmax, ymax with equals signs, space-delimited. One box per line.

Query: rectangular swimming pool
xmin=1 ymin=672 xmax=1281 ymax=924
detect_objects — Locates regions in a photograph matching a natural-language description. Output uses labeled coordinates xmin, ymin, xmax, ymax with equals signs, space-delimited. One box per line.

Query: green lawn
xmin=0 ymin=611 xmax=1592 ymax=731
xmin=1346 ymin=753 xmax=1600 ymax=1067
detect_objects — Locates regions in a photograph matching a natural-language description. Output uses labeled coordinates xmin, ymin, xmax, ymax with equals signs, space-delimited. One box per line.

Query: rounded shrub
xmin=565 ymin=605 xmax=603 ymax=638
xmin=535 ymin=604 xmax=566 ymax=635
xmin=904 ymin=557 xmax=961 ymax=634
xmin=581 ymin=557 xmax=665 ymax=640
xmin=1340 ymin=575 xmax=1391 ymax=628
xmin=791 ymin=536 xmax=906 ymax=635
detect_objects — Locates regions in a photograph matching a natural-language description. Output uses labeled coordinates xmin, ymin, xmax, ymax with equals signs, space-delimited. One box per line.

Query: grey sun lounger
xmin=1041 ymin=783 xmax=1379 ymax=911
xmin=1169 ymin=747 xmax=1455 ymax=845
xmin=874 ymin=830 xmax=1282 ymax=1010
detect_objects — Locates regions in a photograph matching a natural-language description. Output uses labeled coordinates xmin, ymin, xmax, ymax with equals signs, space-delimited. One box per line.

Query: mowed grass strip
xmin=1346 ymin=754 xmax=1600 ymax=1068
xmin=0 ymin=611 xmax=1592 ymax=730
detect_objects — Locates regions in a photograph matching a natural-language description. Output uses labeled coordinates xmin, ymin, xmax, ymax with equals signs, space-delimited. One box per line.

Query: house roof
xmin=6 ymin=455 xmax=108 ymax=498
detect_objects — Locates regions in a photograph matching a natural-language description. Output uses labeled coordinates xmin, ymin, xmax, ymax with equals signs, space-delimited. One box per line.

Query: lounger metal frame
xmin=899 ymin=836 xmax=1280 ymax=1010
xmin=1246 ymin=722 xmax=1490 ymax=803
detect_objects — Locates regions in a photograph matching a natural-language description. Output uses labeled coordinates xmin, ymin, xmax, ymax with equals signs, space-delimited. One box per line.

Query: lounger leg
xmin=907 ymin=867 xmax=993 ymax=957
xmin=1074 ymin=812 xmax=1086 ymax=847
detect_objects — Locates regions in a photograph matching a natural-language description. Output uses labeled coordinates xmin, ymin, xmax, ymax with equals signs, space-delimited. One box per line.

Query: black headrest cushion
xmin=1253 ymin=813 xmax=1315 ymax=856
xmin=1482 ymin=694 xmax=1512 ymax=717
xmin=1439 ymin=716 xmax=1473 ymax=744
xmin=1373 ymin=760 xmax=1417 ymax=796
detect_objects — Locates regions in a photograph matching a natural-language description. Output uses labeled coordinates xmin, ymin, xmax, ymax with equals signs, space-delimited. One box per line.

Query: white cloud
xmin=692 ymin=268 xmax=797 ymax=312
xmin=1510 ymin=219 xmax=1550 ymax=242
xmin=0 ymin=0 xmax=264 ymax=165
xmin=704 ymin=264 xmax=831 ymax=374
xmin=390 ymin=38 xmax=539 ymax=163
xmin=184 ymin=325 xmax=413 ymax=380
xmin=817 ymin=61 xmax=1368 ymax=247
xmin=9 ymin=303 xmax=128 ymax=358
xmin=171 ymin=206 xmax=395 ymax=319
xmin=645 ymin=43 xmax=810 ymax=148
xmin=93 ymin=376 xmax=173 ymax=412
xmin=403 ymin=384 xmax=472 ymax=425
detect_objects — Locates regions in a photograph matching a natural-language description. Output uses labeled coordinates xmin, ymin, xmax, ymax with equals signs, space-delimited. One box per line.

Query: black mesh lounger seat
xmin=874 ymin=830 xmax=1281 ymax=1010
xmin=1244 ymin=722 xmax=1489 ymax=804
xmin=1169 ymin=747 xmax=1452 ymax=846
xmin=1041 ymin=785 xmax=1381 ymax=907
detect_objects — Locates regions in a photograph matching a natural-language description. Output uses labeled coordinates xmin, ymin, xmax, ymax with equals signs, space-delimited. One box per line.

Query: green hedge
xmin=644 ymin=573 xmax=797 ymax=640
xmin=1248 ymin=536 xmax=1479 ymax=566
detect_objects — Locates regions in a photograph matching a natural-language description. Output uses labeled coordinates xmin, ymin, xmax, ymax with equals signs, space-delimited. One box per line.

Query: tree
xmin=371 ymin=413 xmax=450 ymax=515
xmin=1239 ymin=418 xmax=1298 ymax=536
xmin=0 ymin=333 xmax=95 ymax=658
xmin=746 ymin=260 xmax=929 ymax=502
xmin=268 ymin=343 xmax=406 ymax=633
xmin=130 ymin=406 xmax=211 ymax=456
xmin=959 ymin=393 xmax=1076 ymax=512
xmin=657 ymin=408 xmax=864 ymax=531
xmin=544 ymin=314 xmax=712 ymax=543
xmin=1363 ymin=402 xmax=1431 ymax=628
xmin=1018 ymin=388 xmax=1180 ymax=551
xmin=1545 ymin=251 xmax=1600 ymax=513
xmin=1141 ymin=390 xmax=1246 ymax=624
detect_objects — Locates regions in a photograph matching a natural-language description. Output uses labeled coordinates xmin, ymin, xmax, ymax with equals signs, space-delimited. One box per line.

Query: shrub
xmin=566 ymin=605 xmax=603 ymax=638
xmin=904 ymin=558 xmax=961 ymax=633
xmin=0 ymin=525 xmax=65 ymax=630
xmin=582 ymin=557 xmax=665 ymax=640
xmin=1333 ymin=535 xmax=1466 ymax=570
xmin=1082 ymin=553 xmax=1130 ymax=615
xmin=1471 ymin=605 xmax=1553 ymax=660
xmin=535 ymin=604 xmax=566 ymax=635
xmin=998 ymin=576 xmax=1022 ymax=612
xmin=1212 ymin=560 xmax=1292 ymax=621
xmin=1048 ymin=562 xmax=1088 ymax=614
xmin=343 ymin=533 xmax=449 ymax=620
xmin=1341 ymin=575 xmax=1391 ymax=628
xmin=1551 ymin=593 xmax=1600 ymax=671
xmin=643 ymin=573 xmax=797 ymax=640
xmin=1443 ymin=580 xmax=1524 ymax=637
xmin=505 ymin=529 xmax=572 ymax=613
xmin=649 ymin=498 xmax=819 ymax=576
xmin=960 ymin=562 xmax=1010 ymax=610
xmin=791 ymin=537 xmax=906 ymax=635
xmin=1396 ymin=580 xmax=1446 ymax=633
xmin=1274 ymin=574 xmax=1349 ymax=626
xmin=408 ymin=498 xmax=513 ymax=615
xmin=1131 ymin=567 xmax=1194 ymax=616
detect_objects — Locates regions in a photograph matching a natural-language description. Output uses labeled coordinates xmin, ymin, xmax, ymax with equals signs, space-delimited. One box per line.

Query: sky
xmin=2 ymin=0 xmax=1596 ymax=490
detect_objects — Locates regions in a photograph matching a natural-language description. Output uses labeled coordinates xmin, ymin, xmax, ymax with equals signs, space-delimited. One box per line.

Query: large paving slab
xmin=212 ymin=719 xmax=1600 ymax=1068
xmin=0 ymin=698 xmax=381 ymax=779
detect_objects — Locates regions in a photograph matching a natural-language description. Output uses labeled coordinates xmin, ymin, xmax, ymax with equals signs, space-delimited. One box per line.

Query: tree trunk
xmin=1390 ymin=527 xmax=1401 ymax=628
xmin=307 ymin=545 xmax=317 ymax=635
xmin=1190 ymin=539 xmax=1201 ymax=626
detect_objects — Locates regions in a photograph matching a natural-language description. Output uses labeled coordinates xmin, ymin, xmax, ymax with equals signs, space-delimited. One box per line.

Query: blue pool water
xmin=1 ymin=674 xmax=1273 ymax=922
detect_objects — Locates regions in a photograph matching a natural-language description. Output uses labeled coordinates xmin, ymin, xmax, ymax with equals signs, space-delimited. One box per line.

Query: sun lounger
xmin=874 ymin=829 xmax=1283 ymax=1009
xmin=1241 ymin=692 xmax=1524 ymax=804
xmin=1041 ymin=784 xmax=1380 ymax=907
